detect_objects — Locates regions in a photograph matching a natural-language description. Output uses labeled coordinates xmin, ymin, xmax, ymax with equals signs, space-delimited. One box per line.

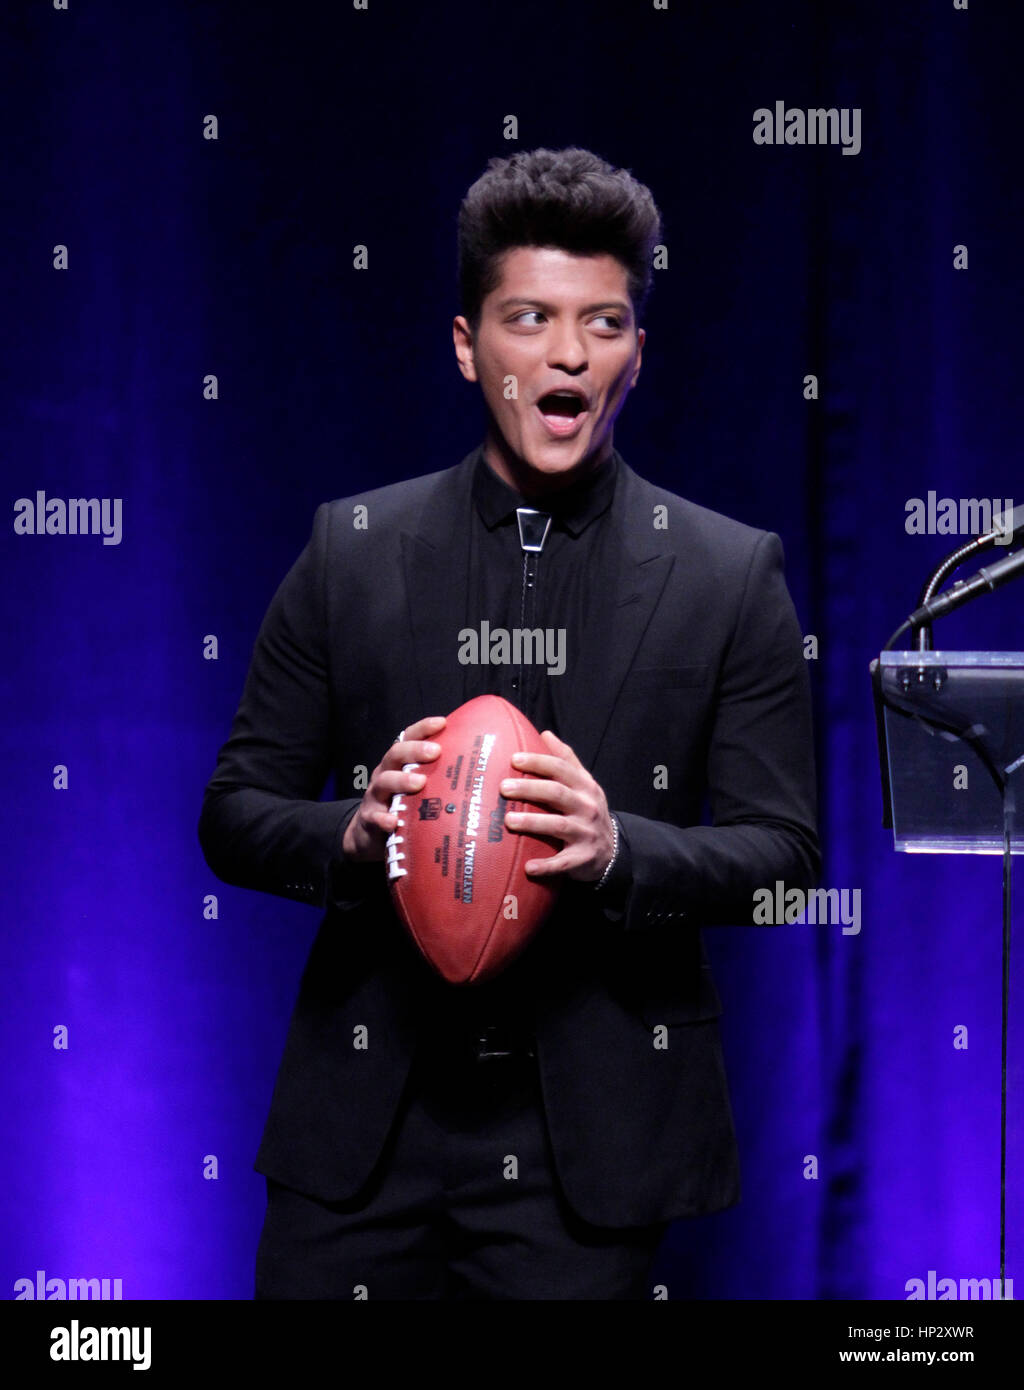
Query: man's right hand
xmin=341 ymin=715 xmax=447 ymax=862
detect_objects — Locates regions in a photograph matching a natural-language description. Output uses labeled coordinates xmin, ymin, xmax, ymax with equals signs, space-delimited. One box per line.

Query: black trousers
xmin=254 ymin=1025 xmax=668 ymax=1300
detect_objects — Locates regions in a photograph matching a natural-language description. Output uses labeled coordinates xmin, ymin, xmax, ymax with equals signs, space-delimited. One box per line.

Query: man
xmin=198 ymin=146 xmax=820 ymax=1300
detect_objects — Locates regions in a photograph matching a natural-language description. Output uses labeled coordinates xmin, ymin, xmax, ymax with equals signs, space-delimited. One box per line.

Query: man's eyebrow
xmin=495 ymin=297 xmax=632 ymax=316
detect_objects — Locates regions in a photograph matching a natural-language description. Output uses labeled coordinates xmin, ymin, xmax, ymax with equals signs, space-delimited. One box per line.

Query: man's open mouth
xmin=536 ymin=390 xmax=589 ymax=436
xmin=537 ymin=390 xmax=587 ymax=418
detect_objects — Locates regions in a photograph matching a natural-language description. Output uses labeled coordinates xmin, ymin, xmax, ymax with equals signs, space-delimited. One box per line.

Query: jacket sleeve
xmin=197 ymin=502 xmax=378 ymax=910
xmin=598 ymin=529 xmax=820 ymax=931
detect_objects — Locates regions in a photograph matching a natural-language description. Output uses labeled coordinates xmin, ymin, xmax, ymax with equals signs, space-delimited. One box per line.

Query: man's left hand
xmin=500 ymin=730 xmax=615 ymax=882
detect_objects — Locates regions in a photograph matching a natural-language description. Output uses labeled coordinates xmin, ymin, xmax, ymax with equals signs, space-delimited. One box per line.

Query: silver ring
xmin=393 ymin=729 xmax=406 ymax=745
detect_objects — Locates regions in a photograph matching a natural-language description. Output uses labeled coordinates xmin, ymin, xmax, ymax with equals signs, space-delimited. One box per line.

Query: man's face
xmin=453 ymin=246 xmax=645 ymax=495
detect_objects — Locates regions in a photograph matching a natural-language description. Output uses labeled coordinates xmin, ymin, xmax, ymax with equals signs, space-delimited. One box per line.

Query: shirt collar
xmin=471 ymin=445 xmax=619 ymax=538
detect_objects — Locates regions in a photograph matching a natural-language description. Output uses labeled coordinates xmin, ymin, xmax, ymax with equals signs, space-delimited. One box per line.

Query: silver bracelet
xmin=595 ymin=814 xmax=620 ymax=890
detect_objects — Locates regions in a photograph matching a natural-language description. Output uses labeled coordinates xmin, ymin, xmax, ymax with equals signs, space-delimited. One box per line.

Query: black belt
xmin=474 ymin=1022 xmax=536 ymax=1063
xmin=421 ymin=1017 xmax=537 ymax=1066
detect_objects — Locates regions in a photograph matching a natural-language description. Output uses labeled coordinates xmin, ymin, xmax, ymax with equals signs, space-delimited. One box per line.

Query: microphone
xmin=907 ymin=546 xmax=1024 ymax=627
xmin=991 ymin=501 xmax=1024 ymax=545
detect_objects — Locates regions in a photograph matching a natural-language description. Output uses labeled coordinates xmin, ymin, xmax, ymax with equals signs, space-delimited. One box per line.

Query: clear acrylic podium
xmin=871 ymin=651 xmax=1024 ymax=854
xmin=870 ymin=648 xmax=1021 ymax=1294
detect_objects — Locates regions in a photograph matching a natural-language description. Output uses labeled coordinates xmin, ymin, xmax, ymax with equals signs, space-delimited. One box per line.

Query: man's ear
xmin=453 ymin=315 xmax=478 ymax=383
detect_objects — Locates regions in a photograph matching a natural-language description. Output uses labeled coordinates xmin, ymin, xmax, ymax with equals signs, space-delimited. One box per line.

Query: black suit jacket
xmin=198 ymin=447 xmax=819 ymax=1227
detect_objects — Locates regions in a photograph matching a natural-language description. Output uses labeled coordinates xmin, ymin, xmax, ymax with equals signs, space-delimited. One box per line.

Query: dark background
xmin=1 ymin=0 xmax=1021 ymax=1300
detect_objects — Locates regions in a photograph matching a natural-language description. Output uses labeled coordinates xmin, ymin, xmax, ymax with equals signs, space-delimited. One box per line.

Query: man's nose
xmin=546 ymin=326 xmax=588 ymax=372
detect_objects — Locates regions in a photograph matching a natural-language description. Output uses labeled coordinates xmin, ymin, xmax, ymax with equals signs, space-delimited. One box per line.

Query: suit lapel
xmin=401 ymin=452 xmax=477 ymax=719
xmin=550 ymin=460 xmax=674 ymax=768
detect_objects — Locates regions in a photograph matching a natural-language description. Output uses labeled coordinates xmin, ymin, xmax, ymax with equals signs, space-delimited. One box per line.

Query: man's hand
xmin=499 ymin=729 xmax=615 ymax=882
xmin=342 ymin=715 xmax=446 ymax=862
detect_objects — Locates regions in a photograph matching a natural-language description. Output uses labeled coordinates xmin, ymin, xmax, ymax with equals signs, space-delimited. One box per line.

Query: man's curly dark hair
xmin=457 ymin=147 xmax=663 ymax=331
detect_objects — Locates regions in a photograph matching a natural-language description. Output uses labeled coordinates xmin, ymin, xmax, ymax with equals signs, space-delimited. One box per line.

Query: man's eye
xmin=509 ymin=310 xmax=622 ymax=329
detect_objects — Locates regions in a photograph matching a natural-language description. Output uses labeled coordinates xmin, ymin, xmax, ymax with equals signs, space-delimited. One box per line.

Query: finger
xmin=508 ymin=750 xmax=586 ymax=786
xmin=538 ymin=729 xmax=581 ymax=765
xmin=499 ymin=776 xmax=574 ymax=811
xmin=372 ymin=767 xmax=428 ymax=802
xmin=386 ymin=737 xmax=443 ymax=770
xmin=505 ymin=809 xmax=569 ymax=839
xmin=402 ymin=715 xmax=447 ymax=741
xmin=361 ymin=805 xmax=399 ymax=837
xmin=523 ymin=849 xmax=578 ymax=876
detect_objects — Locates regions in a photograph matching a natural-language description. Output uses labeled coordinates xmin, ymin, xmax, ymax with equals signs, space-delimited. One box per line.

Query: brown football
xmin=386 ymin=695 xmax=562 ymax=984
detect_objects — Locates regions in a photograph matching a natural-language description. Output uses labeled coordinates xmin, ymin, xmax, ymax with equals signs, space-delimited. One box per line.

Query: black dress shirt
xmin=424 ymin=447 xmax=633 ymax=1029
